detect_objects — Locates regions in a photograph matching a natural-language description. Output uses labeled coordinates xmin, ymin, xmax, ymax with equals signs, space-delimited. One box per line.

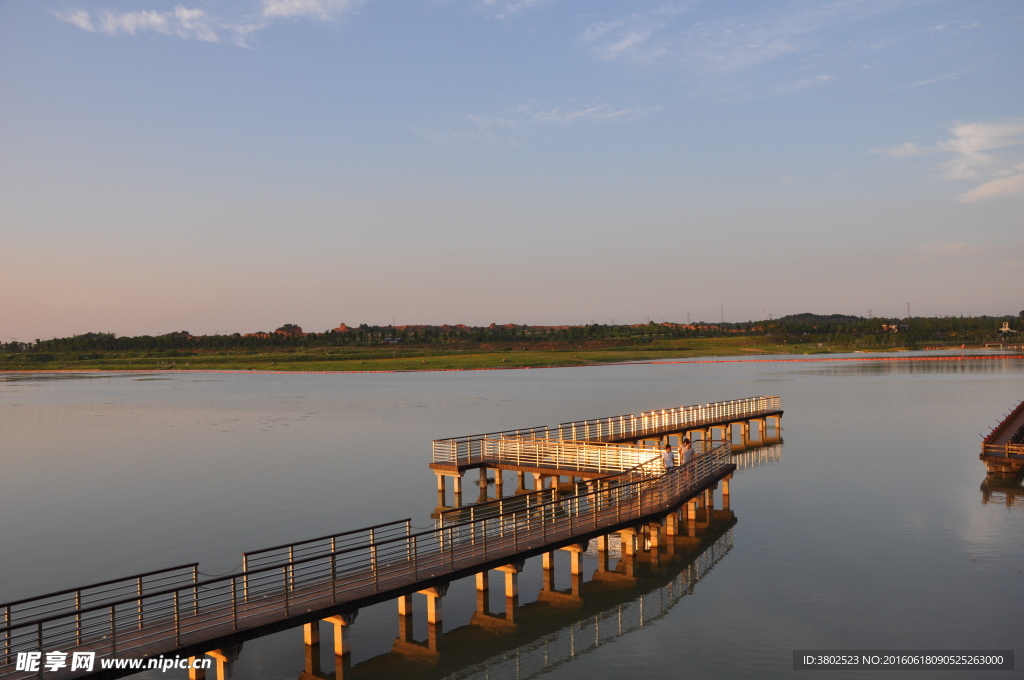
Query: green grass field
xmin=0 ymin=336 xmax=888 ymax=373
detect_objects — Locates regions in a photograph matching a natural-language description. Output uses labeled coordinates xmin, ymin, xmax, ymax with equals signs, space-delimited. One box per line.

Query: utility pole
xmin=868 ymin=309 xmax=873 ymax=319
xmin=720 ymin=306 xmax=724 ymax=324
xmin=906 ymin=303 xmax=910 ymax=319
xmin=687 ymin=313 xmax=690 ymax=324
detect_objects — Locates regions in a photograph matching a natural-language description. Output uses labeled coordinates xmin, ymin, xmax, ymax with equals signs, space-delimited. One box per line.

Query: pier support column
xmin=397 ymin=595 xmax=413 ymax=643
xmin=596 ymin=536 xmax=609 ymax=572
xmin=494 ymin=471 xmax=504 ymax=498
xmin=205 ymin=647 xmax=240 ymax=680
xmin=475 ymin=571 xmax=489 ymax=613
xmin=303 ymin=622 xmax=320 ymax=646
xmin=531 ymin=472 xmax=543 ymax=490
xmin=665 ymin=511 xmax=679 ymax=536
xmin=648 ymin=522 xmax=661 ymax=549
xmin=436 ymin=474 xmax=445 ymax=493
xmin=517 ymin=472 xmax=526 ymax=492
xmin=188 ymin=658 xmax=206 ymax=680
xmin=686 ymin=500 xmax=698 ymax=537
xmin=620 ymin=530 xmax=636 ymax=556
xmin=496 ymin=564 xmax=521 ymax=598
xmin=324 ymin=612 xmax=357 ymax=659
xmin=497 ymin=563 xmax=523 ymax=623
xmin=419 ymin=587 xmax=445 ymax=626
xmin=722 ymin=475 xmax=731 ymax=510
xmin=541 ymin=552 xmax=555 ymax=591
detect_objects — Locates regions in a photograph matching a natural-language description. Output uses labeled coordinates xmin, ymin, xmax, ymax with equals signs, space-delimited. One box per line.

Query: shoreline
xmin=2 ymin=351 xmax=1022 ymax=376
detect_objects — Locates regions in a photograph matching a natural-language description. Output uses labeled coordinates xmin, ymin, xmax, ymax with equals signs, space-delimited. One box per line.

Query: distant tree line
xmin=1 ymin=313 xmax=1021 ymax=354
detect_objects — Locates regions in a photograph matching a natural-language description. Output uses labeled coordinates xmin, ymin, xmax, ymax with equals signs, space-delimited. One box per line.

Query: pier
xmin=980 ymin=400 xmax=1024 ymax=476
xmin=0 ymin=396 xmax=781 ymax=680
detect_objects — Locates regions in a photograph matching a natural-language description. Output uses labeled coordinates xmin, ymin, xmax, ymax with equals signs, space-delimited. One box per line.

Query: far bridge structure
xmin=980 ymin=400 xmax=1024 ymax=477
xmin=0 ymin=396 xmax=782 ymax=680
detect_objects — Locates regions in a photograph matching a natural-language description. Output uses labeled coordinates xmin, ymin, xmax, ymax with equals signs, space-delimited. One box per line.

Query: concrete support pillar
xmin=303 ymin=622 xmax=320 ymax=646
xmin=420 ymin=588 xmax=443 ymax=625
xmin=517 ymin=472 xmax=526 ymax=491
xmin=569 ymin=550 xmax=582 ymax=575
xmin=427 ymin=623 xmax=442 ymax=654
xmin=503 ymin=570 xmax=518 ymax=598
xmin=495 ymin=471 xmax=504 ymax=498
xmin=571 ymin=572 xmax=582 ymax=598
xmin=475 ymin=571 xmax=490 ymax=614
xmin=205 ymin=650 xmax=234 ymax=680
xmin=621 ymin=530 xmax=636 ymax=556
xmin=323 ymin=613 xmax=356 ymax=659
xmin=436 ymin=474 xmax=445 ymax=493
xmin=303 ymin=642 xmax=321 ymax=677
xmin=531 ymin=472 xmax=543 ymax=490
xmin=188 ymin=658 xmax=205 ymax=680
xmin=452 ymin=474 xmax=462 ymax=495
xmin=397 ymin=594 xmax=412 ymax=617
xmin=648 ymin=522 xmax=661 ymax=549
xmin=479 ymin=467 xmax=488 ymax=488
xmin=686 ymin=500 xmax=698 ymax=537
xmin=665 ymin=511 xmax=679 ymax=536
xmin=722 ymin=474 xmax=731 ymax=510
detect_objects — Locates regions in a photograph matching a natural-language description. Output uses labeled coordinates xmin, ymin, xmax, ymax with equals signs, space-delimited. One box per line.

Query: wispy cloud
xmin=895 ymin=242 xmax=982 ymax=265
xmin=426 ymin=101 xmax=661 ymax=143
xmin=262 ymin=0 xmax=364 ymax=20
xmin=581 ymin=0 xmax=909 ymax=74
xmin=53 ymin=0 xmax=365 ymax=46
xmin=481 ymin=0 xmax=550 ymax=20
xmin=774 ymin=74 xmax=832 ymax=94
xmin=876 ymin=119 xmax=1024 ymax=202
xmin=884 ymin=70 xmax=966 ymax=92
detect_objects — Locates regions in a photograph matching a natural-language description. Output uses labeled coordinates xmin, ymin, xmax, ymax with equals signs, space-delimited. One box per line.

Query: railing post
xmin=136 ymin=576 xmax=144 ymax=630
xmin=192 ymin=565 xmax=199 ymax=616
xmin=282 ymin=566 xmax=292 ymax=615
xmin=173 ymin=591 xmax=180 ymax=646
xmin=412 ymin=535 xmax=419 ymax=577
xmin=242 ymin=555 xmax=249 ymax=603
xmin=74 ymin=590 xmax=81 ymax=645
xmin=231 ymin=578 xmax=238 ymax=630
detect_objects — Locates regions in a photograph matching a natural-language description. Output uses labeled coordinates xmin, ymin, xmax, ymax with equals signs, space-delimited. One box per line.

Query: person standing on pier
xmin=681 ymin=438 xmax=694 ymax=464
xmin=663 ymin=442 xmax=675 ymax=470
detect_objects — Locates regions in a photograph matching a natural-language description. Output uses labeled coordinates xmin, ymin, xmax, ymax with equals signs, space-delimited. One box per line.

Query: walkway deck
xmin=0 ymin=400 xmax=754 ymax=680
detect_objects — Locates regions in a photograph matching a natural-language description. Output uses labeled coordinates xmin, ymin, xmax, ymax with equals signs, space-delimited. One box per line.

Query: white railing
xmin=433 ymin=396 xmax=780 ymax=465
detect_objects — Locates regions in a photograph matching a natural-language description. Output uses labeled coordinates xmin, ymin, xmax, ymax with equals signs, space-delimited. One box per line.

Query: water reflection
xmin=731 ymin=443 xmax=782 ymax=472
xmin=292 ymin=515 xmax=737 ymax=680
xmin=980 ymin=476 xmax=1024 ymax=508
xmin=784 ymin=356 xmax=1024 ymax=377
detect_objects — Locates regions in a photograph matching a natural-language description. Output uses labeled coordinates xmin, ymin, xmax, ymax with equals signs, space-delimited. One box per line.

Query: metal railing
xmin=432 ymin=396 xmax=780 ymax=464
xmin=0 ymin=564 xmax=198 ymax=666
xmin=437 ymin=440 xmax=722 ymax=527
xmin=0 ymin=443 xmax=732 ymax=676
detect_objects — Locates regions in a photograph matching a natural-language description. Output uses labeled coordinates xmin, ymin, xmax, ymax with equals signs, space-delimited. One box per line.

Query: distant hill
xmin=775 ymin=313 xmax=865 ymax=324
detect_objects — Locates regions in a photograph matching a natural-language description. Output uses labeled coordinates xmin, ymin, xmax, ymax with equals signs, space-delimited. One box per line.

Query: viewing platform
xmin=0 ymin=398 xmax=778 ymax=680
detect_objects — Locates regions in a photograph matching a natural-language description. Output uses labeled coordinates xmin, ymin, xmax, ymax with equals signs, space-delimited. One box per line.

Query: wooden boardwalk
xmin=0 ymin=400 xmax=758 ymax=680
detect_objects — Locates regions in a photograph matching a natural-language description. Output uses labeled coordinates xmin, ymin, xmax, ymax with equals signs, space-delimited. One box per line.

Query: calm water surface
xmin=1 ymin=353 xmax=1022 ymax=679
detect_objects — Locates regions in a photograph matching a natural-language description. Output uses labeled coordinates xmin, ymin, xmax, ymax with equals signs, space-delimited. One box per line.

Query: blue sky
xmin=1 ymin=0 xmax=1022 ymax=340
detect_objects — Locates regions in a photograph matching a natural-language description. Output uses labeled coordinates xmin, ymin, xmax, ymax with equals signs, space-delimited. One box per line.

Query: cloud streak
xmin=53 ymin=0 xmax=365 ymax=46
xmin=876 ymin=119 xmax=1024 ymax=203
xmin=428 ymin=102 xmax=662 ymax=143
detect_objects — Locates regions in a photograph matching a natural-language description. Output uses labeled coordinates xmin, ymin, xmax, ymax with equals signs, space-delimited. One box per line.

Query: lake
xmin=1 ymin=352 xmax=1021 ymax=679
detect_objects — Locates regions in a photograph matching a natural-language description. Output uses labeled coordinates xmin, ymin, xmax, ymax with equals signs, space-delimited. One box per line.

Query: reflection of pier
xmin=730 ymin=442 xmax=783 ymax=472
xmin=297 ymin=512 xmax=737 ymax=680
xmin=980 ymin=476 xmax=1024 ymax=508
xmin=0 ymin=397 xmax=777 ymax=680
xmin=979 ymin=400 xmax=1024 ymax=476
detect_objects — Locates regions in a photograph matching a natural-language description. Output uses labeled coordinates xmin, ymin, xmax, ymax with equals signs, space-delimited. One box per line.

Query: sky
xmin=1 ymin=0 xmax=1023 ymax=340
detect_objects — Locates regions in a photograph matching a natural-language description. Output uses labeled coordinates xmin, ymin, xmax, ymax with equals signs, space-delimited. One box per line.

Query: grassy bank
xmin=0 ymin=336 xmax=929 ymax=373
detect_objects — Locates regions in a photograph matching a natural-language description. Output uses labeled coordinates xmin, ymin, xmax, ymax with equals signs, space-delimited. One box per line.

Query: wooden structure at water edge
xmin=980 ymin=400 xmax=1024 ymax=476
